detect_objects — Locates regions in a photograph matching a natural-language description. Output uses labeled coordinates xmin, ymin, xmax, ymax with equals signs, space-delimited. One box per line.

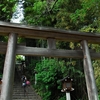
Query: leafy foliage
xmin=0 ymin=0 xmax=16 ymax=21
xmin=24 ymin=0 xmax=100 ymax=100
xmin=1 ymin=0 xmax=100 ymax=100
xmin=93 ymin=60 xmax=100 ymax=94
xmin=34 ymin=58 xmax=87 ymax=100
xmin=35 ymin=58 xmax=62 ymax=100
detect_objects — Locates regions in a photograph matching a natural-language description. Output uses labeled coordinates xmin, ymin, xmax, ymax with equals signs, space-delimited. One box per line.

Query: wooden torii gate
xmin=0 ymin=21 xmax=99 ymax=100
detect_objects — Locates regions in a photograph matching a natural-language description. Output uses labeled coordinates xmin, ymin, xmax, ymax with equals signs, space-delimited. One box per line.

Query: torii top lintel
xmin=0 ymin=21 xmax=100 ymax=44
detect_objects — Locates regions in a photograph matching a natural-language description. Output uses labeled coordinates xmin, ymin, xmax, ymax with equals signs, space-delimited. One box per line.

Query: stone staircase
xmin=12 ymin=82 xmax=42 ymax=100
xmin=0 ymin=68 xmax=42 ymax=100
xmin=12 ymin=68 xmax=42 ymax=100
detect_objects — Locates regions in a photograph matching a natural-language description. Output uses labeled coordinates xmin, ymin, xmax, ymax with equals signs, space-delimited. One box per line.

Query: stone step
xmin=12 ymin=83 xmax=41 ymax=100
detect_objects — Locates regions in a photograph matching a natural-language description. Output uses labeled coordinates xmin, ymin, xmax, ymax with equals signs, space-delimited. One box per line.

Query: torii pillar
xmin=81 ymin=40 xmax=99 ymax=100
xmin=1 ymin=33 xmax=17 ymax=100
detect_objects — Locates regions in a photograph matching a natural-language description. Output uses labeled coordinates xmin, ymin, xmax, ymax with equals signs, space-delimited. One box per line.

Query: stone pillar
xmin=81 ymin=40 xmax=99 ymax=100
xmin=1 ymin=33 xmax=17 ymax=100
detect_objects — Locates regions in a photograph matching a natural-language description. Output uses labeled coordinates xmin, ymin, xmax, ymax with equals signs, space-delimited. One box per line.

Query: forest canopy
xmin=0 ymin=0 xmax=100 ymax=100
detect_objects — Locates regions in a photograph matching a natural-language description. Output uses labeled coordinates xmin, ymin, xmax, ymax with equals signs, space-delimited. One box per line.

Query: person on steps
xmin=21 ymin=75 xmax=27 ymax=94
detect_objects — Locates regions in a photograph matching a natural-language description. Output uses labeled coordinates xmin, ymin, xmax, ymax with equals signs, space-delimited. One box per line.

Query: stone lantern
xmin=60 ymin=76 xmax=74 ymax=100
xmin=61 ymin=76 xmax=74 ymax=92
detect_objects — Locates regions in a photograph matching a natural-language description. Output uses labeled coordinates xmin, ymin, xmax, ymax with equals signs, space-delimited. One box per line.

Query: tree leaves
xmin=0 ymin=0 xmax=16 ymax=21
xmin=22 ymin=0 xmax=100 ymax=99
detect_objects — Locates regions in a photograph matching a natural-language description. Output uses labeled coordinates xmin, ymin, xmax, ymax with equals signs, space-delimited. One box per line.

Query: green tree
xmin=34 ymin=58 xmax=87 ymax=100
xmin=23 ymin=0 xmax=100 ymax=99
xmin=0 ymin=0 xmax=17 ymax=76
xmin=0 ymin=0 xmax=16 ymax=21
xmin=35 ymin=58 xmax=63 ymax=100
